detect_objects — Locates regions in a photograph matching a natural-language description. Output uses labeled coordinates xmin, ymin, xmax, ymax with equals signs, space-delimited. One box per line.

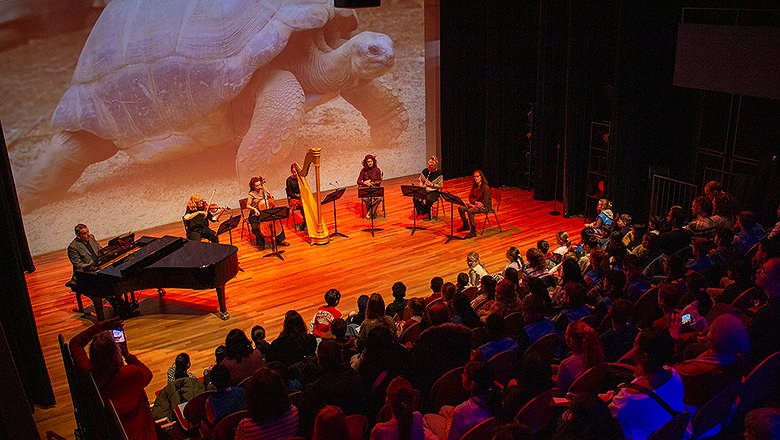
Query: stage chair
xmin=458 ymin=417 xmax=502 ymax=440
xmin=479 ymin=188 xmax=502 ymax=235
xmin=730 ymin=286 xmax=766 ymax=312
xmin=647 ymin=411 xmax=690 ymax=440
xmin=400 ymin=321 xmax=423 ymax=346
xmin=238 ymin=198 xmax=254 ymax=244
xmin=631 ymin=287 xmax=662 ymax=328
xmin=523 ymin=333 xmax=561 ymax=366
xmin=503 ymin=312 xmax=526 ymax=338
xmin=488 ymin=349 xmax=518 ymax=385
xmin=286 ymin=196 xmax=302 ymax=229
xmin=738 ymin=351 xmax=780 ymax=412
xmin=173 ymin=390 xmax=216 ymax=437
xmin=430 ymin=366 xmax=469 ymax=412
xmin=567 ymin=364 xmax=608 ymax=395
xmin=514 ymin=388 xmax=562 ymax=434
xmin=690 ymin=381 xmax=742 ymax=439
xmin=210 ymin=409 xmax=248 ymax=440
xmin=345 ymin=414 xmax=369 ymax=440
xmin=470 ymin=326 xmax=489 ymax=349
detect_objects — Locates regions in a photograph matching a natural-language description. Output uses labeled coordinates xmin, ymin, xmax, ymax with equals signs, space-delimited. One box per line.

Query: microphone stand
xmin=550 ymin=143 xmax=561 ymax=216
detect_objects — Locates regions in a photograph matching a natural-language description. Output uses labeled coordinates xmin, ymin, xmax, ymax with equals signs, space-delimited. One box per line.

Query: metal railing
xmin=649 ymin=174 xmax=698 ymax=219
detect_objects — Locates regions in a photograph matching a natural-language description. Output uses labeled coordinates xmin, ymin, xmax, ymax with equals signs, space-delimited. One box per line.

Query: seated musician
xmin=357 ymin=154 xmax=382 ymax=219
xmin=413 ymin=156 xmax=443 ymax=220
xmin=457 ymin=170 xmax=492 ymax=239
xmin=285 ymin=164 xmax=306 ymax=231
xmin=183 ymin=193 xmax=223 ymax=243
xmin=68 ymin=223 xmax=102 ymax=284
xmin=248 ymin=176 xmax=290 ymax=250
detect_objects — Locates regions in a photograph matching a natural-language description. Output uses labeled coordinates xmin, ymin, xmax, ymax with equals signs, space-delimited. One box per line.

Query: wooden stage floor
xmin=26 ymin=175 xmax=585 ymax=438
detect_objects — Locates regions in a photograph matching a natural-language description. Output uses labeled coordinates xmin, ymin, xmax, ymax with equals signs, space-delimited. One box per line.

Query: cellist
xmin=247 ymin=176 xmax=290 ymax=250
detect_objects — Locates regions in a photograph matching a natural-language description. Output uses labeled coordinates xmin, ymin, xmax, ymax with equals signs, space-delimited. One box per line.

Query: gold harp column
xmin=295 ymin=148 xmax=330 ymax=245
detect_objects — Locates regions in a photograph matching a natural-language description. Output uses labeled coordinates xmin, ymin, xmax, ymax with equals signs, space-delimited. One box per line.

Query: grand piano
xmin=73 ymin=235 xmax=239 ymax=320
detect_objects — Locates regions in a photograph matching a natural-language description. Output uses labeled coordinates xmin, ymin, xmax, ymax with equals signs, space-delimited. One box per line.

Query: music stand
xmin=358 ymin=186 xmax=384 ymax=237
xmin=216 ymin=214 xmax=242 ymax=245
xmin=401 ymin=185 xmax=429 ymax=235
xmin=321 ymin=187 xmax=347 ymax=238
xmin=257 ymin=206 xmax=289 ymax=260
xmin=439 ymin=191 xmax=467 ymax=244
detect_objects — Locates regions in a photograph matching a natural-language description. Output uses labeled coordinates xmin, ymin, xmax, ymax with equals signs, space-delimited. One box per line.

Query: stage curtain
xmin=0 ymin=121 xmax=55 ymax=410
xmin=439 ymin=0 xmax=538 ymax=188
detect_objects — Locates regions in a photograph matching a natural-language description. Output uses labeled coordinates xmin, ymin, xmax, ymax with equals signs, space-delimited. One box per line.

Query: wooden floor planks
xmin=26 ymin=175 xmax=585 ymax=438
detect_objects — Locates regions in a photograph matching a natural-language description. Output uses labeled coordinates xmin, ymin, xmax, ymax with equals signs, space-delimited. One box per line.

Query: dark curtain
xmin=440 ymin=0 xmax=538 ymax=187
xmin=0 ymin=121 xmax=54 ymax=409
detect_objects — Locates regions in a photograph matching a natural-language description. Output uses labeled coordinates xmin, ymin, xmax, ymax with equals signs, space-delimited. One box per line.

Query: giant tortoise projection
xmin=16 ymin=0 xmax=408 ymax=212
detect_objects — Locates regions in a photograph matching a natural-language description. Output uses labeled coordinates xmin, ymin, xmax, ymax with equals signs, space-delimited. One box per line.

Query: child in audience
xmin=556 ymin=321 xmax=605 ymax=391
xmin=330 ymin=318 xmax=357 ymax=354
xmin=204 ymin=364 xmax=245 ymax=427
xmin=310 ymin=289 xmax=342 ymax=338
xmin=203 ymin=345 xmax=226 ymax=387
xmin=166 ymin=352 xmax=197 ymax=383
xmin=251 ymin=325 xmax=271 ymax=357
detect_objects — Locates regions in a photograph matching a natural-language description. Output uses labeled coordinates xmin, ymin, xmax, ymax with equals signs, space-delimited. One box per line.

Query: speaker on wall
xmin=334 ymin=0 xmax=381 ymax=7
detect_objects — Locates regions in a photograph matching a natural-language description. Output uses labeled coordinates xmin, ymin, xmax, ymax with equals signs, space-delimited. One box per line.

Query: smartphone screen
xmin=112 ymin=329 xmax=126 ymax=343
xmin=681 ymin=313 xmax=693 ymax=325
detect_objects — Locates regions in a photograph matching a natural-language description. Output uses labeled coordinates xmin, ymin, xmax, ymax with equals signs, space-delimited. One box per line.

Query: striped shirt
xmin=235 ymin=405 xmax=299 ymax=440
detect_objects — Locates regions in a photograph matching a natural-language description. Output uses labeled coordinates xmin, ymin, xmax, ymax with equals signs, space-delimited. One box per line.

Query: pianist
xmin=183 ymin=193 xmax=223 ymax=243
xmin=68 ymin=223 xmax=102 ymax=283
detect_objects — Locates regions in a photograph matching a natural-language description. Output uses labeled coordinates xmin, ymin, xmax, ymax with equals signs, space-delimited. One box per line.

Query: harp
xmin=294 ymin=148 xmax=330 ymax=245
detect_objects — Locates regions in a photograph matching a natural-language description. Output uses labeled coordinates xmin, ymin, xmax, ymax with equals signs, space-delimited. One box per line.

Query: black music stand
xmin=440 ymin=191 xmax=466 ymax=244
xmin=401 ymin=185 xmax=429 ymax=235
xmin=257 ymin=206 xmax=289 ymax=260
xmin=217 ymin=214 xmax=242 ymax=245
xmin=358 ymin=186 xmax=384 ymax=237
xmin=321 ymin=187 xmax=347 ymax=238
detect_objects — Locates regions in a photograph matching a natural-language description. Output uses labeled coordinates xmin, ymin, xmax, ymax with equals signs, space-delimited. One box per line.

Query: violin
xmin=207 ymin=203 xmax=229 ymax=213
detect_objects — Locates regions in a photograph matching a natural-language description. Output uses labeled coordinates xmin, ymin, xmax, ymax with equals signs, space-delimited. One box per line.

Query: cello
xmin=255 ymin=178 xmax=284 ymax=244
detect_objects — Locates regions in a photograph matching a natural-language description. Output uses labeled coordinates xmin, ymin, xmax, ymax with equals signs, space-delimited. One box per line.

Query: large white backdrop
xmin=2 ymin=0 xmax=425 ymax=255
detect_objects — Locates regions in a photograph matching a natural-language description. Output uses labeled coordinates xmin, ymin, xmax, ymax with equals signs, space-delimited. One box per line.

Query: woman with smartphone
xmin=69 ymin=318 xmax=156 ymax=439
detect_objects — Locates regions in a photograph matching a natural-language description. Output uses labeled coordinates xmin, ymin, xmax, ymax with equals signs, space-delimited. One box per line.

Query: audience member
xmin=487 ymin=279 xmax=523 ymax=319
xmin=674 ymin=313 xmax=749 ymax=409
xmin=609 ymin=327 xmax=684 ymax=440
xmin=267 ymin=310 xmax=317 ymax=367
xmin=68 ymin=318 xmax=156 ymax=439
xmin=371 ymin=376 xmax=437 ymax=440
xmin=398 ymin=297 xmax=430 ymax=336
xmin=166 ymin=352 xmax=196 ymax=383
xmin=310 ymin=288 xmax=342 ymax=338
xmin=735 ymin=211 xmax=766 ymax=255
xmin=451 ymin=292 xmax=482 ymax=329
xmin=347 ymin=294 xmax=370 ymax=327
xmin=358 ymin=293 xmax=397 ymax=350
xmin=466 ymin=252 xmax=489 ymax=288
xmin=556 ymin=321 xmax=605 ymax=391
xmin=424 ymin=361 xmax=500 ymax=440
xmin=601 ymin=298 xmax=638 ymax=363
xmin=504 ymin=246 xmax=524 ymax=276
xmin=386 ymin=282 xmax=409 ymax=319
xmin=312 ymin=405 xmax=348 ymax=440
xmin=204 ymin=364 xmax=245 ymax=427
xmin=250 ymin=325 xmax=271 ymax=357
xmin=221 ymin=328 xmax=266 ymax=386
xmin=425 ymin=277 xmax=444 ymax=305
xmin=748 ymin=255 xmax=780 ymax=365
xmin=472 ymin=275 xmax=497 ymax=315
xmin=520 ymin=293 xmax=556 ymax=347
xmin=235 ymin=368 xmax=299 ymax=439
xmin=476 ymin=313 xmax=519 ymax=362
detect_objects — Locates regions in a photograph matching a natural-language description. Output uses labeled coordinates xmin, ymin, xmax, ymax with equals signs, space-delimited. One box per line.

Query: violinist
xmin=183 ymin=193 xmax=223 ymax=243
xmin=248 ymin=176 xmax=290 ymax=250
xmin=357 ymin=154 xmax=382 ymax=219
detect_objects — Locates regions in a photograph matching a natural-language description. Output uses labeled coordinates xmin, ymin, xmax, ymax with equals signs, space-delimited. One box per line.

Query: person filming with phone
xmin=69 ymin=317 xmax=156 ymax=439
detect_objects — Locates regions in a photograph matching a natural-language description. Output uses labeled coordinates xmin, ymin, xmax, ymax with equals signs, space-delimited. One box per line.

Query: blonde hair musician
xmin=182 ymin=193 xmax=224 ymax=243
xmin=414 ymin=156 xmax=444 ymax=220
xmin=247 ymin=176 xmax=289 ymax=251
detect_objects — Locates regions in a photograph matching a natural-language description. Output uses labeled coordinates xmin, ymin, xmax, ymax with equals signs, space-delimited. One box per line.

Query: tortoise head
xmin=349 ymin=31 xmax=395 ymax=79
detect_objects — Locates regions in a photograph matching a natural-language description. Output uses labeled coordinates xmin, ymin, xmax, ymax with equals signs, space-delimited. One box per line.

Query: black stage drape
xmin=0 ymin=121 xmax=55 ymax=415
xmin=440 ymin=0 xmax=538 ymax=188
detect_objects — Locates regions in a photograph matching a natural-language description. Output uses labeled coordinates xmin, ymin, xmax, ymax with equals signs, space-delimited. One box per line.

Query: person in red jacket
xmin=69 ymin=318 xmax=156 ymax=439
